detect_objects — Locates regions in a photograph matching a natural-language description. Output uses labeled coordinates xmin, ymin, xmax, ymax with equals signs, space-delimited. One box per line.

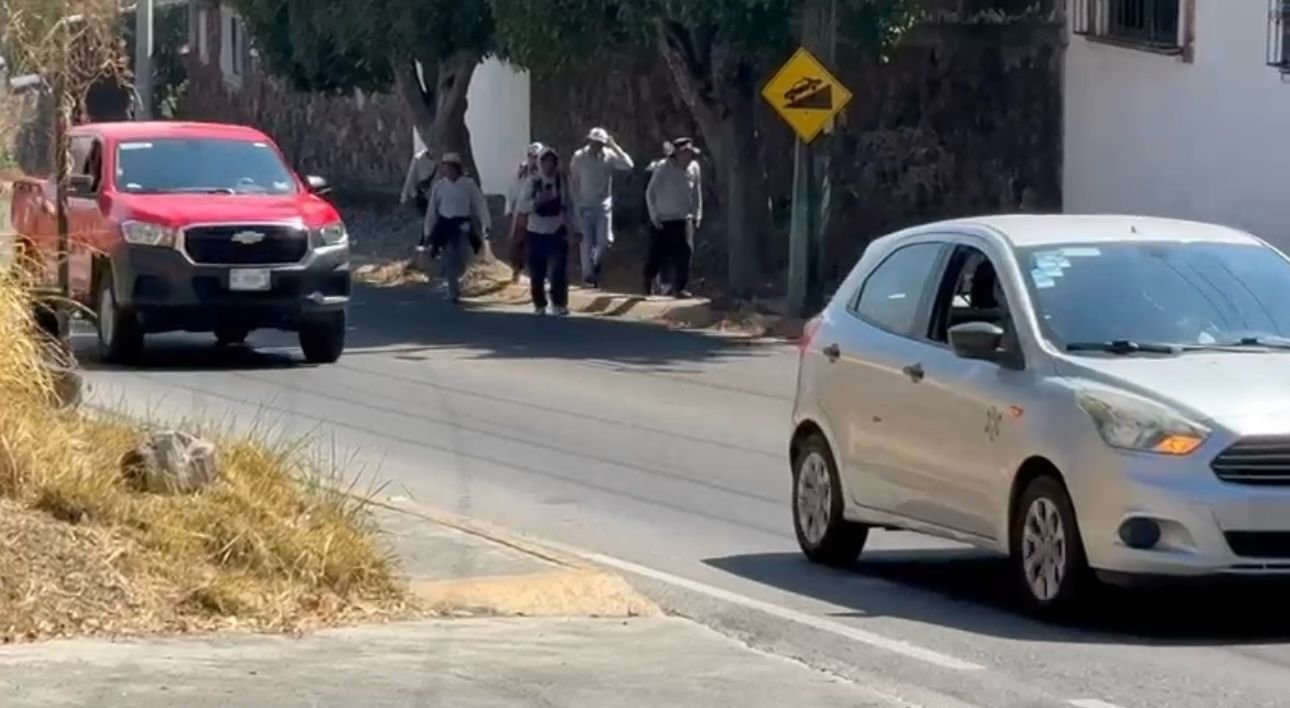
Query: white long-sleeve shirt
xmin=645 ymin=159 xmax=702 ymax=224
xmin=423 ymin=175 xmax=491 ymax=236
xmin=401 ymin=150 xmax=438 ymax=203
xmin=570 ymin=143 xmax=633 ymax=210
xmin=506 ymin=162 xmax=540 ymax=215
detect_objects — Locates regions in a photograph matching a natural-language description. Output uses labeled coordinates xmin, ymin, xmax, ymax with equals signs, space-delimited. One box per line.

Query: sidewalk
xmin=0 ymin=498 xmax=892 ymax=707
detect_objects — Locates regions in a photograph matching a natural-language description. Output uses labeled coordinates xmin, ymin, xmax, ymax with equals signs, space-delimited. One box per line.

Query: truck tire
xmin=299 ymin=311 xmax=345 ymax=364
xmin=95 ymin=278 xmax=143 ymax=363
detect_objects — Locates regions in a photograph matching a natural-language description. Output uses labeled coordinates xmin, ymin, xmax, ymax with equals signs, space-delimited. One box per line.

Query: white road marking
xmin=583 ymin=551 xmax=986 ymax=672
xmin=1068 ymin=700 xmax=1127 ymax=708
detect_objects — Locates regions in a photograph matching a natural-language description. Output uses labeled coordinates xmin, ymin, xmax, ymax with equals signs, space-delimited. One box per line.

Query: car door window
xmin=852 ymin=242 xmax=944 ymax=337
xmin=928 ymin=245 xmax=1022 ymax=355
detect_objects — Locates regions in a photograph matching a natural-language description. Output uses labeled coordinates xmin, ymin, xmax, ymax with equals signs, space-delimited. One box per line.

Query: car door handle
xmin=822 ymin=343 xmax=841 ymax=362
xmin=902 ymin=363 xmax=925 ymax=382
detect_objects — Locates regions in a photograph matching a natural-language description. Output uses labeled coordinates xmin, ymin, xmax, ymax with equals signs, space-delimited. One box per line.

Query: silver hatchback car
xmin=790 ymin=214 xmax=1290 ymax=613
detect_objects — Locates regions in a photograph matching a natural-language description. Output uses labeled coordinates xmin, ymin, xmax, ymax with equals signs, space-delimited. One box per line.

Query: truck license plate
xmin=229 ymin=268 xmax=271 ymax=291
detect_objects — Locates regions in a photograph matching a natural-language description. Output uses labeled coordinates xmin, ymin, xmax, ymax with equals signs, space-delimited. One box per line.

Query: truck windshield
xmin=114 ymin=138 xmax=298 ymax=195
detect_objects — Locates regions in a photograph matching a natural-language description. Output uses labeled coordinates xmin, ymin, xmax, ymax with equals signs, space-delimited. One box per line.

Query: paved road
xmin=82 ymin=285 xmax=1290 ymax=708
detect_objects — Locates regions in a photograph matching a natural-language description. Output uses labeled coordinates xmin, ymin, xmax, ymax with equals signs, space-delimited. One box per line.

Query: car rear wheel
xmin=96 ymin=278 xmax=143 ymax=363
xmin=792 ymin=434 xmax=869 ymax=566
xmin=1010 ymin=475 xmax=1091 ymax=615
xmin=299 ymin=311 xmax=345 ymax=364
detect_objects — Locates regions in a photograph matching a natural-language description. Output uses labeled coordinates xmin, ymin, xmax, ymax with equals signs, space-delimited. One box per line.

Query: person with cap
xmin=569 ymin=127 xmax=634 ymax=288
xmin=644 ymin=137 xmax=702 ymax=298
xmin=400 ymin=146 xmax=438 ymax=219
xmin=422 ymin=152 xmax=491 ymax=304
xmin=514 ymin=146 xmax=578 ymax=316
xmin=505 ymin=142 xmax=545 ymax=284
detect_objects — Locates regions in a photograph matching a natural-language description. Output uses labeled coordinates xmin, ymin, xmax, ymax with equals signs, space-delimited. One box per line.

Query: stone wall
xmin=531 ymin=11 xmax=1064 ymax=286
xmin=176 ymin=0 xmax=412 ymax=196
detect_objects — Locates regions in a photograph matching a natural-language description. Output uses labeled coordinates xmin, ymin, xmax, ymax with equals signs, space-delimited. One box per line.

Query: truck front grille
xmin=183 ymin=224 xmax=308 ymax=265
xmin=1211 ymin=436 xmax=1290 ymax=486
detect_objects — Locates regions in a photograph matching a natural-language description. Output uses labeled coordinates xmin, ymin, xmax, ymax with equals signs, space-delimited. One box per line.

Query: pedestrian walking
xmin=422 ymin=152 xmax=491 ymax=304
xmin=644 ymin=141 xmax=672 ymax=294
xmin=506 ymin=142 xmax=545 ymax=284
xmin=515 ymin=146 xmax=578 ymax=316
xmin=400 ymin=147 xmax=438 ymax=245
xmin=644 ymin=137 xmax=702 ymax=298
xmin=569 ymin=127 xmax=633 ymax=288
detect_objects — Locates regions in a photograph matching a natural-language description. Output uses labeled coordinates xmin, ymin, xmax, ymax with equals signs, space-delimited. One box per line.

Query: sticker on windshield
xmin=1033 ymin=277 xmax=1055 ymax=289
xmin=118 ymin=142 xmax=153 ymax=150
xmin=253 ymin=142 xmax=270 ymax=148
xmin=1060 ymin=247 xmax=1101 ymax=257
xmin=1031 ymin=266 xmax=1063 ymax=282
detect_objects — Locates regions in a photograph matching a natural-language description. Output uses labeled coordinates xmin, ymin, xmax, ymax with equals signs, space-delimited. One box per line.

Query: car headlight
xmin=315 ymin=221 xmax=348 ymax=247
xmin=1075 ymin=389 xmax=1209 ymax=455
xmin=121 ymin=220 xmax=178 ymax=247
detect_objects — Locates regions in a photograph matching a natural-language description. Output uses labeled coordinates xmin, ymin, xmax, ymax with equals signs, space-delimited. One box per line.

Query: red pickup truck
xmin=9 ymin=121 xmax=351 ymax=364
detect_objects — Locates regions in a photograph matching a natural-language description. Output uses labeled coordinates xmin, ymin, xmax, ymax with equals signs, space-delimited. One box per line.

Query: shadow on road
xmin=341 ymin=284 xmax=772 ymax=370
xmin=76 ymin=337 xmax=303 ymax=373
xmin=704 ymin=548 xmax=1290 ymax=646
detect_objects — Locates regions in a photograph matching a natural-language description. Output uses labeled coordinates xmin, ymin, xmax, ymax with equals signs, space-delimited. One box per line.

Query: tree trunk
xmin=653 ymin=22 xmax=765 ymax=297
xmin=392 ymin=51 xmax=481 ymax=178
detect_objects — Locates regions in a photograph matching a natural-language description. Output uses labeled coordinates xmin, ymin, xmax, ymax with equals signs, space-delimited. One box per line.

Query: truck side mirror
xmin=305 ymin=175 xmax=331 ymax=195
xmin=66 ymin=174 xmax=94 ymax=196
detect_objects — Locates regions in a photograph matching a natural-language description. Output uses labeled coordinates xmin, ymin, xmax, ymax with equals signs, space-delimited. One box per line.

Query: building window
xmin=1072 ymin=0 xmax=1182 ymax=52
xmin=229 ymin=17 xmax=244 ymax=76
xmin=1268 ymin=0 xmax=1290 ymax=71
xmin=196 ymin=7 xmax=209 ymax=64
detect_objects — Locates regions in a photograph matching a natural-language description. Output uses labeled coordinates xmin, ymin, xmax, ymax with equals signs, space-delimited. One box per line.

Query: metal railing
xmin=1268 ymin=0 xmax=1290 ymax=70
xmin=1071 ymin=0 xmax=1181 ymax=49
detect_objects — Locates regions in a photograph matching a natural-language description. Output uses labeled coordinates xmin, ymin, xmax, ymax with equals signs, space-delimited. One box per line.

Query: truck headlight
xmin=121 ymin=220 xmax=178 ymax=247
xmin=1076 ymin=389 xmax=1209 ymax=456
xmin=315 ymin=221 xmax=348 ymax=247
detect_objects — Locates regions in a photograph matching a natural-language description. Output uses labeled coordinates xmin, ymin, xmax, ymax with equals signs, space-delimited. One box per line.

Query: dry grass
xmin=0 ymin=276 xmax=415 ymax=643
xmin=354 ymin=253 xmax=520 ymax=300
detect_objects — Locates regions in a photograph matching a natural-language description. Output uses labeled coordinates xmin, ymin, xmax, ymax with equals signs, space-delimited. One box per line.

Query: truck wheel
xmin=299 ymin=311 xmax=345 ymax=364
xmin=96 ymin=279 xmax=143 ymax=363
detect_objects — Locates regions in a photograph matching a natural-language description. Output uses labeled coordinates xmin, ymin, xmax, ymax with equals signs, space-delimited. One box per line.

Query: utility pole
xmin=134 ymin=0 xmax=153 ymax=119
xmin=787 ymin=0 xmax=837 ymax=316
xmin=53 ymin=30 xmax=71 ymax=342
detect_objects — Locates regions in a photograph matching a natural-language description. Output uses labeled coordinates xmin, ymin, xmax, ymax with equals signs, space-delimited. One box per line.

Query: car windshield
xmin=114 ymin=138 xmax=297 ymax=195
xmin=1019 ymin=240 xmax=1290 ymax=350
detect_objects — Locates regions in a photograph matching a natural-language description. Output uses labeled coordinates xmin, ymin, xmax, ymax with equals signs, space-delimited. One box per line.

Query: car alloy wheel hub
xmin=796 ymin=452 xmax=832 ymax=546
xmin=1021 ymin=497 xmax=1067 ymax=602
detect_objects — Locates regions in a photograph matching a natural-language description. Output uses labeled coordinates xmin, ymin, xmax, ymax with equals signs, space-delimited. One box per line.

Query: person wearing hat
xmin=514 ymin=146 xmax=578 ymax=315
xmin=505 ymin=142 xmax=545 ymax=284
xmin=422 ymin=152 xmax=491 ymax=304
xmin=644 ymin=137 xmax=702 ymax=298
xmin=569 ymin=127 xmax=634 ymax=288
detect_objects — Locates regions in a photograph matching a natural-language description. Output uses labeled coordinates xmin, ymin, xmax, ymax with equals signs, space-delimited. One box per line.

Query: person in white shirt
xmin=422 ymin=153 xmax=491 ymax=304
xmin=644 ymin=137 xmax=702 ymax=298
xmin=569 ymin=127 xmax=633 ymax=288
xmin=400 ymin=148 xmax=438 ymax=214
xmin=506 ymin=142 xmax=544 ymax=283
xmin=515 ymin=146 xmax=578 ymax=316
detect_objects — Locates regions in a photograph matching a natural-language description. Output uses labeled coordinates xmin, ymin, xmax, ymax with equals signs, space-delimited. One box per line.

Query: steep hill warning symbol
xmin=784 ymin=78 xmax=831 ymax=110
xmin=761 ymin=47 xmax=853 ymax=143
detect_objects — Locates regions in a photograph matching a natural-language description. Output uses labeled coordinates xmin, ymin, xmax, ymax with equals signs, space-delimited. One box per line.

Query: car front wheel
xmin=792 ymin=434 xmax=868 ymax=566
xmin=299 ymin=311 xmax=345 ymax=364
xmin=1010 ymin=475 xmax=1091 ymax=615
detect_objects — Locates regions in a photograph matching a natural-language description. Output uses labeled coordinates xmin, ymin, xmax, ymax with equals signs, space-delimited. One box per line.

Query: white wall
xmin=1064 ymin=0 xmax=1290 ymax=249
xmin=412 ymin=57 xmax=531 ymax=198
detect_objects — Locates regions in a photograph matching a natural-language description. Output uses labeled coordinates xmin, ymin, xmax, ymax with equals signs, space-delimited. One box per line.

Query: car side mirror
xmin=305 ymin=175 xmax=331 ymax=195
xmin=65 ymin=174 xmax=94 ymax=196
xmin=948 ymin=321 xmax=1005 ymax=362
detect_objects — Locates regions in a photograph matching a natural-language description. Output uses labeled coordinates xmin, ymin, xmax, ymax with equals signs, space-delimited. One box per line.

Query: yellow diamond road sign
xmin=761 ymin=47 xmax=852 ymax=144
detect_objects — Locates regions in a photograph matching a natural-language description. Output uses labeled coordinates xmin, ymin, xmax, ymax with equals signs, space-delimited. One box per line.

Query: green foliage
xmin=230 ymin=0 xmax=497 ymax=92
xmin=491 ymin=0 xmax=919 ymax=74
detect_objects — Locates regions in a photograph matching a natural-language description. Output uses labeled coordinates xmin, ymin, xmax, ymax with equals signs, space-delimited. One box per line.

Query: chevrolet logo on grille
xmin=231 ymin=230 xmax=266 ymax=245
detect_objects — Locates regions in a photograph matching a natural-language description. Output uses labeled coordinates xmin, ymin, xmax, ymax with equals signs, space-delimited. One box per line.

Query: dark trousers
xmin=644 ymin=219 xmax=691 ymax=294
xmin=527 ymin=229 xmax=569 ymax=309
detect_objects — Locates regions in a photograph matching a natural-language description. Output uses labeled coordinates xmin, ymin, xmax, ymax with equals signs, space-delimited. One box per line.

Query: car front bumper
xmin=112 ymin=243 xmax=351 ymax=333
xmin=1078 ymin=444 xmax=1290 ymax=578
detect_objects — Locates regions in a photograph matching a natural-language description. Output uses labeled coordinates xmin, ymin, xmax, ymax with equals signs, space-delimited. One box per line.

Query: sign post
xmin=761 ymin=46 xmax=852 ymax=317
